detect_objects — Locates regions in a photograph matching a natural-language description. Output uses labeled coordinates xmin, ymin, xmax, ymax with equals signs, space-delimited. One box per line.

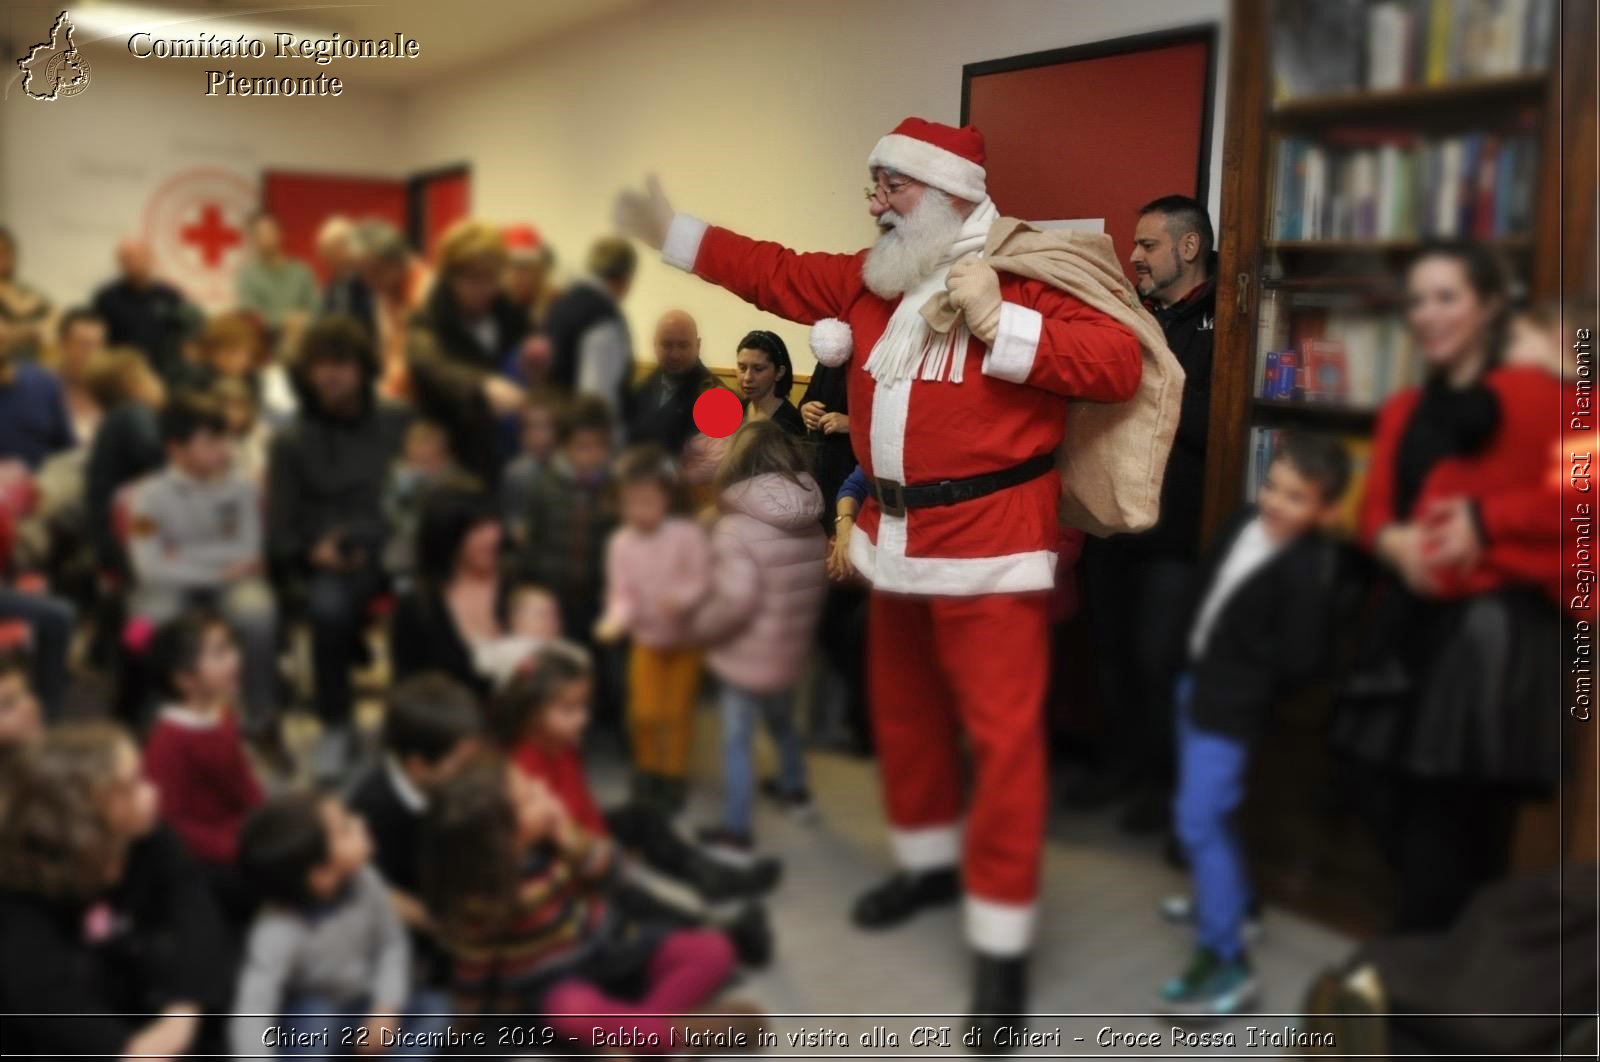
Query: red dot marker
xmin=693 ymin=388 xmax=744 ymax=438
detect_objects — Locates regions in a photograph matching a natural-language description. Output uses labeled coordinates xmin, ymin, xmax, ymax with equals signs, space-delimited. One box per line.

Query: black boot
xmin=850 ymin=868 xmax=959 ymax=930
xmin=721 ymin=902 xmax=774 ymax=968
xmin=966 ymin=953 xmax=1028 ymax=1054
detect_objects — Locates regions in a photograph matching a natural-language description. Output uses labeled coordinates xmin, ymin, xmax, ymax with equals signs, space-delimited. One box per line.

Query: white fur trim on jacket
xmin=848 ymin=527 xmax=1058 ymax=596
xmin=890 ymin=822 xmax=962 ymax=872
xmin=965 ymin=895 xmax=1038 ymax=956
xmin=981 ymin=302 xmax=1042 ymax=384
xmin=809 ymin=318 xmax=853 ymax=367
xmin=868 ymin=133 xmax=987 ymax=203
xmin=857 ymin=366 xmax=1057 ymax=596
xmin=661 ymin=214 xmax=709 ymax=272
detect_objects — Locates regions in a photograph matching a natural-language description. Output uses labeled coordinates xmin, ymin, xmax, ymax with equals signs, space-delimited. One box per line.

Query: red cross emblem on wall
xmin=179 ymin=203 xmax=242 ymax=269
xmin=144 ymin=168 xmax=257 ymax=311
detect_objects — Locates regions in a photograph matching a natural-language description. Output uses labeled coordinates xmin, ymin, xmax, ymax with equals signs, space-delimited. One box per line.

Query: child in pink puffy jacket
xmin=688 ymin=420 xmax=828 ymax=858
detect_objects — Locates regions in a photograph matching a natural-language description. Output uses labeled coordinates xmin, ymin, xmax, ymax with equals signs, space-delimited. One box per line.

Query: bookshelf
xmin=1207 ymin=0 xmax=1596 ymax=528
xmin=1207 ymin=0 xmax=1597 ymax=927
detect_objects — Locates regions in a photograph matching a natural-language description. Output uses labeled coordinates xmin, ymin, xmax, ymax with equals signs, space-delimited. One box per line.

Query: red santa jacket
xmin=1359 ymin=365 xmax=1567 ymax=611
xmin=665 ymin=217 xmax=1142 ymax=597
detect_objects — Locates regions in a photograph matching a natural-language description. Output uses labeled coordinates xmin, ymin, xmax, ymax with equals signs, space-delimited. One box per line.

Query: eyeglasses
xmin=864 ymin=177 xmax=916 ymax=203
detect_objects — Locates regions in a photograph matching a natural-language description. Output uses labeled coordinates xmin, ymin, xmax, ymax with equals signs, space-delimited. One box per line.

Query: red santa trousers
xmin=867 ymin=587 xmax=1050 ymax=957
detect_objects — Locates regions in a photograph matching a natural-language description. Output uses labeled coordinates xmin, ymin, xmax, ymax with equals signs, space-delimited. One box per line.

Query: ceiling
xmin=63 ymin=0 xmax=654 ymax=83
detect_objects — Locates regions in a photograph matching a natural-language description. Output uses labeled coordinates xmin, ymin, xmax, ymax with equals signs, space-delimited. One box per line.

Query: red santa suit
xmin=660 ymin=119 xmax=1142 ymax=955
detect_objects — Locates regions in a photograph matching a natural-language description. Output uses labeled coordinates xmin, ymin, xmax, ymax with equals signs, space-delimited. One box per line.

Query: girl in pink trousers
xmin=689 ymin=420 xmax=828 ymax=858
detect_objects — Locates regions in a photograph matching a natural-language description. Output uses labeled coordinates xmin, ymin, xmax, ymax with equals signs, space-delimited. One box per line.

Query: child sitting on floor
xmin=422 ymin=753 xmax=765 ymax=1053
xmin=0 ymin=722 xmax=231 ymax=1060
xmin=491 ymin=640 xmax=777 ymax=921
xmin=232 ymin=791 xmax=449 ymax=1057
xmin=142 ymin=608 xmax=263 ymax=911
xmin=349 ymin=672 xmax=483 ymax=987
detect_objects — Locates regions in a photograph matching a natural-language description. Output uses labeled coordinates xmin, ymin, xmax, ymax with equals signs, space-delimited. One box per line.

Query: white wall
xmin=399 ymin=0 xmax=1228 ymax=372
xmin=2 ymin=0 xmax=1228 ymax=358
xmin=0 ymin=52 xmax=407 ymax=310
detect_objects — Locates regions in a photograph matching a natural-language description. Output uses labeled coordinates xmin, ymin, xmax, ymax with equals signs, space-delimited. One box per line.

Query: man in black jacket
xmin=628 ymin=309 xmax=726 ymax=454
xmin=91 ymin=240 xmax=200 ymax=385
xmin=267 ymin=317 xmax=409 ymax=725
xmin=1076 ymin=194 xmax=1218 ymax=830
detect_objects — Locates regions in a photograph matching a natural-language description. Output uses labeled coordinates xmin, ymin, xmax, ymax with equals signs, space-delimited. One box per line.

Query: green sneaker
xmin=1157 ymin=948 xmax=1259 ymax=1016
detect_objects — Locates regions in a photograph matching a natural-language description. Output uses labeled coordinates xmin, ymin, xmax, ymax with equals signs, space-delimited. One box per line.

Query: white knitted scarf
xmin=862 ymin=197 xmax=998 ymax=385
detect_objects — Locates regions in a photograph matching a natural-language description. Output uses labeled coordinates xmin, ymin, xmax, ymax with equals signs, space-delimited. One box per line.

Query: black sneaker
xmin=851 ymin=868 xmax=960 ymax=930
xmin=695 ymin=827 xmax=784 ymax=889
xmin=689 ymin=846 xmax=783 ymax=899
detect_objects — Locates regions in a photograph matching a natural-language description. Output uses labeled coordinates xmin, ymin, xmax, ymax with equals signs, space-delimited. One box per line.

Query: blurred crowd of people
xmin=0 ymin=175 xmax=1587 ymax=1059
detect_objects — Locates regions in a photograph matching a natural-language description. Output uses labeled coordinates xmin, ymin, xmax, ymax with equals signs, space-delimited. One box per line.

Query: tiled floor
xmin=582 ymin=707 xmax=1356 ymax=1059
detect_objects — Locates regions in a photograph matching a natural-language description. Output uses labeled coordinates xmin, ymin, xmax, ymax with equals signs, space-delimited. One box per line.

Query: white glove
xmin=945 ymin=256 xmax=1002 ymax=344
xmin=612 ymin=174 xmax=675 ymax=251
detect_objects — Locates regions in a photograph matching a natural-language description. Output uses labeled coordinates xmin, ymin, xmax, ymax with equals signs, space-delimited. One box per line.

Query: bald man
xmin=629 ymin=308 xmax=729 ymax=454
xmin=93 ymin=238 xmax=197 ymax=383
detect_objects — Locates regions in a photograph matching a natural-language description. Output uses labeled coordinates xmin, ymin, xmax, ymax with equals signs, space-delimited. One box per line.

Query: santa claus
xmin=615 ymin=118 xmax=1142 ymax=1044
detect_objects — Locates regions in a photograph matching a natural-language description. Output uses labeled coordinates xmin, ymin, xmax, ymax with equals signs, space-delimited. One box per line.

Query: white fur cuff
xmin=661 ymin=214 xmax=708 ymax=272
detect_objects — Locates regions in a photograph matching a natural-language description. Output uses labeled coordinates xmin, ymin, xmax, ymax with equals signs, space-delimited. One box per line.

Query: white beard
xmin=861 ymin=191 xmax=965 ymax=299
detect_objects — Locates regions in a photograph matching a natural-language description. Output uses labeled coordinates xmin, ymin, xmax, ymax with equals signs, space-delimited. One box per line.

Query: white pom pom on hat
xmin=810 ymin=318 xmax=853 ymax=367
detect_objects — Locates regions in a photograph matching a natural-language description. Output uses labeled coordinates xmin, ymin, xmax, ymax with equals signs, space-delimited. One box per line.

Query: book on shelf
xmin=1268 ymin=129 xmax=1536 ymax=241
xmin=1276 ymin=0 xmax=1557 ymax=101
xmin=1256 ymin=307 xmax=1417 ymax=407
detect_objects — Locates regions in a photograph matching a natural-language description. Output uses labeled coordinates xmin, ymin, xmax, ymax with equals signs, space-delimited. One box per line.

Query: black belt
xmin=866 ymin=453 xmax=1055 ymax=518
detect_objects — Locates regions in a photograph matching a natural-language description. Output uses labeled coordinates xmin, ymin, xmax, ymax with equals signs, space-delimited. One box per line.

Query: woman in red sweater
xmin=1347 ymin=242 xmax=1564 ymax=932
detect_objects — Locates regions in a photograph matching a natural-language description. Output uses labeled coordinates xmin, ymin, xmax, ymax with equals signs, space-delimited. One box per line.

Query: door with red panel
xmin=411 ymin=166 xmax=472 ymax=261
xmin=261 ymin=166 xmax=472 ymax=280
xmin=962 ymin=27 xmax=1216 ymax=283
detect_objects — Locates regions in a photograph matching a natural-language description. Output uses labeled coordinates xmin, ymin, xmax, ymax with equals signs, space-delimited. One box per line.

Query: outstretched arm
xmin=616 ymin=176 xmax=861 ymax=324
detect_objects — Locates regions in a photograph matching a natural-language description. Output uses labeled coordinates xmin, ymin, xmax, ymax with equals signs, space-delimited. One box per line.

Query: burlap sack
xmin=922 ymin=217 xmax=1185 ymax=536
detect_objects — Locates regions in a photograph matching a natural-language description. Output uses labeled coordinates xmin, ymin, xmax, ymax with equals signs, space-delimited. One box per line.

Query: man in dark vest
xmin=1076 ymin=194 xmax=1217 ymax=833
xmin=628 ymin=309 xmax=725 ymax=455
xmin=544 ymin=236 xmax=637 ymax=429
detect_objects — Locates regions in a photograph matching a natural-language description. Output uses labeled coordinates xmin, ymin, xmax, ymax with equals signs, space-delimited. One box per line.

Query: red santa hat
xmin=867 ymin=117 xmax=987 ymax=203
xmin=502 ymin=223 xmax=547 ymax=262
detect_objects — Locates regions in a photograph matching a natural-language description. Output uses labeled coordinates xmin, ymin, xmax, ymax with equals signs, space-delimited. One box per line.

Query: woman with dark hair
xmin=1340 ymin=241 xmax=1566 ymax=932
xmin=733 ymin=330 xmax=804 ymax=437
xmin=407 ymin=221 xmax=531 ymax=483
xmin=388 ymin=484 xmax=513 ymax=698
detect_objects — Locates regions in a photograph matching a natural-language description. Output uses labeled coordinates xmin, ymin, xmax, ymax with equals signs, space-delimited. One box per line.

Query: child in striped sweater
xmin=422 ymin=755 xmax=764 ymax=1054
